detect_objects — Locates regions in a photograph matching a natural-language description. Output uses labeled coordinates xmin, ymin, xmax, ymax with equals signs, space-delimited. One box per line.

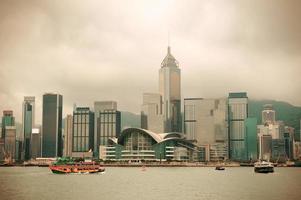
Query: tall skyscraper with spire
xmin=159 ymin=46 xmax=181 ymax=132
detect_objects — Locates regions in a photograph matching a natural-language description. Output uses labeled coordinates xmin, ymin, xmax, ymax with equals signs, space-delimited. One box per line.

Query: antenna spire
xmin=168 ymin=31 xmax=171 ymax=54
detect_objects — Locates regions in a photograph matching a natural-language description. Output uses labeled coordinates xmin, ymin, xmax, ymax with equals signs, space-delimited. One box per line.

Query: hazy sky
xmin=0 ymin=0 xmax=301 ymax=124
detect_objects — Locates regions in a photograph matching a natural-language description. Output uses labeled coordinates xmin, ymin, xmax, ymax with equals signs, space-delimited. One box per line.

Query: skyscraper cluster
xmin=0 ymin=45 xmax=300 ymax=163
xmin=0 ymin=94 xmax=121 ymax=162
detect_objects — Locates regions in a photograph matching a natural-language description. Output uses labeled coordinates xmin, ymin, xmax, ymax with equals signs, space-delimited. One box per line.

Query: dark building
xmin=0 ymin=138 xmax=5 ymax=162
xmin=42 ymin=93 xmax=63 ymax=158
xmin=72 ymin=107 xmax=94 ymax=153
xmin=228 ymin=92 xmax=248 ymax=161
xmin=94 ymin=101 xmax=121 ymax=153
xmin=31 ymin=128 xmax=41 ymax=159
xmin=284 ymin=131 xmax=294 ymax=160
xmin=97 ymin=110 xmax=121 ymax=146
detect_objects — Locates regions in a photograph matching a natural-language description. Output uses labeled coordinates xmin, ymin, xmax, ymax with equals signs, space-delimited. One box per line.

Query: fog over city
xmin=0 ymin=0 xmax=300 ymax=124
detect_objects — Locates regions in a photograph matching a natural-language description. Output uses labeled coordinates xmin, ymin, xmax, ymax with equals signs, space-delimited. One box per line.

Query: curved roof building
xmin=100 ymin=128 xmax=202 ymax=161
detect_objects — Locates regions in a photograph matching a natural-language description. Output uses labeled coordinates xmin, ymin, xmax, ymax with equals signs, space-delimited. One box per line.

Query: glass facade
xmin=159 ymin=46 xmax=181 ymax=133
xmin=97 ymin=110 xmax=121 ymax=146
xmin=94 ymin=101 xmax=120 ymax=154
xmin=184 ymin=102 xmax=197 ymax=141
xmin=141 ymin=93 xmax=164 ymax=133
xmin=22 ymin=97 xmax=35 ymax=160
xmin=245 ymin=117 xmax=258 ymax=161
xmin=72 ymin=107 xmax=94 ymax=152
xmin=184 ymin=98 xmax=228 ymax=161
xmin=228 ymin=92 xmax=248 ymax=161
xmin=42 ymin=94 xmax=63 ymax=157
xmin=1 ymin=111 xmax=15 ymax=138
xmin=100 ymin=128 xmax=201 ymax=161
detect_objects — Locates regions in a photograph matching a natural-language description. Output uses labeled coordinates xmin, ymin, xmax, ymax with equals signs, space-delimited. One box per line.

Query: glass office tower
xmin=1 ymin=110 xmax=15 ymax=138
xmin=94 ymin=101 xmax=121 ymax=151
xmin=245 ymin=117 xmax=258 ymax=161
xmin=72 ymin=107 xmax=94 ymax=152
xmin=22 ymin=96 xmax=35 ymax=160
xmin=228 ymin=92 xmax=248 ymax=161
xmin=159 ymin=46 xmax=181 ymax=133
xmin=42 ymin=93 xmax=63 ymax=158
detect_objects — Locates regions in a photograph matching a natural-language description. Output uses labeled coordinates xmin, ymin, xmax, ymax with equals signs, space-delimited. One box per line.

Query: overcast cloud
xmin=0 ymin=0 xmax=301 ymax=124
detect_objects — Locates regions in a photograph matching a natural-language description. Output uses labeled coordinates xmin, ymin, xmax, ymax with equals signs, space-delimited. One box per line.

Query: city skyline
xmin=1 ymin=0 xmax=301 ymax=124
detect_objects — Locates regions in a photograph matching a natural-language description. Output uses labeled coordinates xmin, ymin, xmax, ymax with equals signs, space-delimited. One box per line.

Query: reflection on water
xmin=0 ymin=167 xmax=300 ymax=200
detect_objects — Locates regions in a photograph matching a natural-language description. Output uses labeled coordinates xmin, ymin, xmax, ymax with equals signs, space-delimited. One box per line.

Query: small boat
xmin=49 ymin=157 xmax=105 ymax=174
xmin=215 ymin=166 xmax=225 ymax=170
xmin=254 ymin=160 xmax=274 ymax=173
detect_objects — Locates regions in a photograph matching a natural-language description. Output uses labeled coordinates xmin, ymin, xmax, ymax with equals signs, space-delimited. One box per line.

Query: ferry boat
xmin=49 ymin=157 xmax=105 ymax=174
xmin=254 ymin=160 xmax=274 ymax=173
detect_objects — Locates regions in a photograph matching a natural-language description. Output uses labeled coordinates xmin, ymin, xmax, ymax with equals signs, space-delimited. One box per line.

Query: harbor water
xmin=0 ymin=167 xmax=300 ymax=200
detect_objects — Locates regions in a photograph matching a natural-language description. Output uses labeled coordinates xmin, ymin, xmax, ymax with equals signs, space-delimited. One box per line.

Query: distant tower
xmin=159 ymin=46 xmax=181 ymax=132
xmin=262 ymin=104 xmax=276 ymax=125
xmin=42 ymin=93 xmax=63 ymax=157
xmin=22 ymin=96 xmax=35 ymax=160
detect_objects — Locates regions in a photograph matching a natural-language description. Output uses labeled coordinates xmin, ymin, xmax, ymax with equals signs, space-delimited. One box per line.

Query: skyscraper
xmin=258 ymin=134 xmax=272 ymax=160
xmin=4 ymin=126 xmax=16 ymax=162
xmin=31 ymin=128 xmax=41 ymax=159
xmin=228 ymin=92 xmax=248 ymax=161
xmin=1 ymin=110 xmax=15 ymax=138
xmin=245 ymin=117 xmax=258 ymax=160
xmin=94 ymin=101 xmax=121 ymax=152
xmin=262 ymin=104 xmax=276 ymax=125
xmin=22 ymin=96 xmax=35 ymax=160
xmin=72 ymin=107 xmax=94 ymax=157
xmin=141 ymin=93 xmax=164 ymax=133
xmin=159 ymin=46 xmax=181 ymax=133
xmin=42 ymin=93 xmax=63 ymax=158
xmin=184 ymin=98 xmax=228 ymax=161
xmin=63 ymin=114 xmax=73 ymax=157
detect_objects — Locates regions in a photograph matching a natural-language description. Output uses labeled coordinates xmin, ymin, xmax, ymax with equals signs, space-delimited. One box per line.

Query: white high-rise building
xmin=262 ymin=104 xmax=276 ymax=125
xmin=63 ymin=115 xmax=73 ymax=157
xmin=159 ymin=46 xmax=181 ymax=133
xmin=257 ymin=121 xmax=285 ymax=140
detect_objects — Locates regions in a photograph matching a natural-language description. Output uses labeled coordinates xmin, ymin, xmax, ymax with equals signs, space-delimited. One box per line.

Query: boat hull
xmin=254 ymin=166 xmax=274 ymax=173
xmin=50 ymin=165 xmax=105 ymax=174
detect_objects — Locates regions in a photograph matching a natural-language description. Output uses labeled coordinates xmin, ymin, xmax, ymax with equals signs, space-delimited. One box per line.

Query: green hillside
xmin=249 ymin=99 xmax=301 ymax=141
